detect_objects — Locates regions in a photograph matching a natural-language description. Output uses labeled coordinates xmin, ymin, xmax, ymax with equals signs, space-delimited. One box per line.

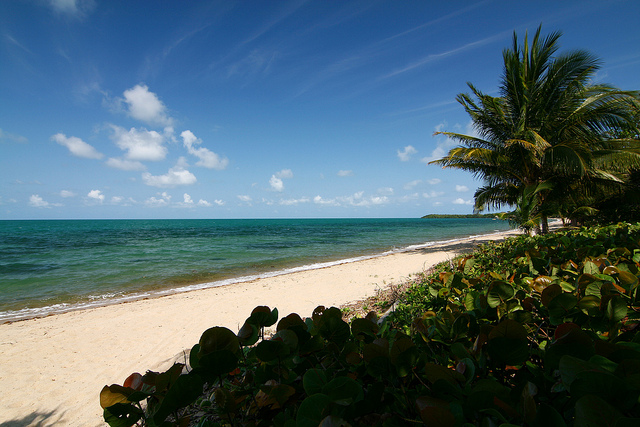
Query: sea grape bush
xmin=102 ymin=223 xmax=640 ymax=426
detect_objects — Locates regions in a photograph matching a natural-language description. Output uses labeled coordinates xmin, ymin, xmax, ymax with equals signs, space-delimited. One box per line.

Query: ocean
xmin=0 ymin=218 xmax=511 ymax=323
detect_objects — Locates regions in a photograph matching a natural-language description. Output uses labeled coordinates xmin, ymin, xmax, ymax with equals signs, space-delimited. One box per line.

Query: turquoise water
xmin=0 ymin=218 xmax=511 ymax=322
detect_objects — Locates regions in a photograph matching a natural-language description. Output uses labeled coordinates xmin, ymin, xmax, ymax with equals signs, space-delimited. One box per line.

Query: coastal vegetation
xmin=431 ymin=26 xmax=640 ymax=234
xmin=421 ymin=214 xmax=502 ymax=219
xmin=101 ymin=222 xmax=640 ymax=426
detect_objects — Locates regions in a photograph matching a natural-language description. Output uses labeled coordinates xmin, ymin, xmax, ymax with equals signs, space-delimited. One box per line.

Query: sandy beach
xmin=0 ymin=228 xmax=520 ymax=426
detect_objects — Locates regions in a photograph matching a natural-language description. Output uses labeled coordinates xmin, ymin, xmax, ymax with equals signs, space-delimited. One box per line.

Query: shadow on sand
xmin=0 ymin=409 xmax=67 ymax=427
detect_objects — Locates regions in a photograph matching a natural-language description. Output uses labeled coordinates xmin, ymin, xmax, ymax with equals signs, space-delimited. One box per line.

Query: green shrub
xmin=102 ymin=223 xmax=640 ymax=426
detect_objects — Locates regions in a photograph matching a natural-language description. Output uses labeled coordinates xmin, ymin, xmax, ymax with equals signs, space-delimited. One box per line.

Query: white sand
xmin=0 ymin=229 xmax=520 ymax=426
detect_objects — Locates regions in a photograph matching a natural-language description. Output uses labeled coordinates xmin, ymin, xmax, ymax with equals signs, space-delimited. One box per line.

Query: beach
xmin=0 ymin=228 xmax=519 ymax=426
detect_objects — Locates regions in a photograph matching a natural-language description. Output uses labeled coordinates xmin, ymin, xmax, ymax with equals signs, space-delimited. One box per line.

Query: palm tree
xmin=431 ymin=25 xmax=640 ymax=233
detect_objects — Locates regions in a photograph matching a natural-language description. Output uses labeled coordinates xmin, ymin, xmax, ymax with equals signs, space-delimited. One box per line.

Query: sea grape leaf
xmin=256 ymin=339 xmax=289 ymax=362
xmin=100 ymin=385 xmax=132 ymax=409
xmin=296 ymin=393 xmax=332 ymax=427
xmin=416 ymin=397 xmax=456 ymax=427
xmin=548 ymin=293 xmax=578 ymax=324
xmin=247 ymin=306 xmax=279 ymax=328
xmin=103 ymin=403 xmax=143 ymax=427
xmin=424 ymin=362 xmax=465 ymax=385
xmin=541 ymin=284 xmax=563 ymax=307
xmin=531 ymin=403 xmax=566 ymax=427
xmin=151 ymin=373 xmax=205 ymax=425
xmin=319 ymin=316 xmax=350 ymax=346
xmin=323 ymin=376 xmax=363 ymax=406
xmin=197 ymin=349 xmax=239 ymax=379
xmin=303 ymin=368 xmax=328 ymax=395
xmin=487 ymin=281 xmax=515 ymax=308
xmin=198 ymin=326 xmax=240 ymax=356
xmin=574 ymin=394 xmax=622 ymax=426
xmin=487 ymin=319 xmax=529 ymax=365
xmin=606 ymin=295 xmax=628 ymax=323
xmin=238 ymin=321 xmax=259 ymax=346
xmin=351 ymin=317 xmax=378 ymax=342
xmin=578 ymin=295 xmax=601 ymax=316
xmin=583 ymin=260 xmax=601 ymax=275
xmin=277 ymin=312 xmax=305 ymax=331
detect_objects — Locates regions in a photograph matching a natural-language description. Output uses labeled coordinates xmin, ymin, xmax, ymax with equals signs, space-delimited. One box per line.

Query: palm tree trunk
xmin=541 ymin=215 xmax=549 ymax=234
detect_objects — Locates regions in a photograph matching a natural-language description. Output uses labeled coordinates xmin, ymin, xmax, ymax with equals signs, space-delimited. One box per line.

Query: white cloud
xmin=337 ymin=170 xmax=353 ymax=177
xmin=145 ymin=192 xmax=172 ymax=207
xmin=213 ymin=199 xmax=225 ymax=206
xmin=424 ymin=120 xmax=476 ymax=163
xmin=142 ymin=159 xmax=197 ymax=188
xmin=453 ymin=198 xmax=473 ymax=205
xmin=404 ymin=180 xmax=422 ymax=190
xmin=183 ymin=193 xmax=194 ymax=204
xmin=397 ymin=145 xmax=417 ymax=161
xmin=313 ymin=195 xmax=339 ymax=206
xmin=198 ymin=199 xmax=212 ymax=207
xmin=275 ymin=169 xmax=293 ymax=179
xmin=49 ymin=0 xmax=95 ymax=18
xmin=456 ymin=185 xmax=469 ymax=192
xmin=111 ymin=196 xmax=124 ymax=204
xmin=180 ymin=130 xmax=229 ymax=170
xmin=269 ymin=169 xmax=293 ymax=192
xmin=111 ymin=125 xmax=167 ymax=161
xmin=238 ymin=195 xmax=252 ymax=203
xmin=59 ymin=190 xmax=75 ymax=198
xmin=377 ymin=187 xmax=394 ymax=196
xmin=423 ymin=191 xmax=445 ymax=198
xmin=106 ymin=157 xmax=146 ymax=171
xmin=0 ymin=128 xmax=28 ymax=144
xmin=122 ymin=84 xmax=173 ymax=126
xmin=52 ymin=133 xmax=103 ymax=159
xmin=87 ymin=189 xmax=105 ymax=203
xmin=427 ymin=178 xmax=441 ymax=185
xmin=280 ymin=197 xmax=310 ymax=205
xmin=29 ymin=194 xmax=51 ymax=208
xmin=269 ymin=175 xmax=284 ymax=192
xmin=400 ymin=193 xmax=420 ymax=202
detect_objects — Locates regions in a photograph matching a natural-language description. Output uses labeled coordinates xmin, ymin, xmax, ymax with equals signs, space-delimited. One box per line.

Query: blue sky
xmin=2 ymin=0 xmax=639 ymax=219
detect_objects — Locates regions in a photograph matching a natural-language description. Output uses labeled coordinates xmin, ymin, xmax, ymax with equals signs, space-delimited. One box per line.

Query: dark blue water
xmin=0 ymin=218 xmax=511 ymax=322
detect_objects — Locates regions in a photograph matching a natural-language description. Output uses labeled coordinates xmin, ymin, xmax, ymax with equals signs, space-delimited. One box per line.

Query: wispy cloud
xmin=52 ymin=133 xmax=103 ymax=159
xmin=382 ymin=31 xmax=508 ymax=80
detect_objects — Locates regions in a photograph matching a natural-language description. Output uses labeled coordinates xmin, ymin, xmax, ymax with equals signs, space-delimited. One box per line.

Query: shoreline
xmin=0 ymin=228 xmax=514 ymax=325
xmin=0 ymin=227 xmax=521 ymax=426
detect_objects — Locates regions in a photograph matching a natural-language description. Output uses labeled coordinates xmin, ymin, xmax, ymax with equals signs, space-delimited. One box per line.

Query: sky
xmin=1 ymin=0 xmax=639 ymax=219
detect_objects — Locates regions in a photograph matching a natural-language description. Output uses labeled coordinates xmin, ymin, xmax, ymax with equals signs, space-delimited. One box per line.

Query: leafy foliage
xmin=102 ymin=223 xmax=640 ymax=426
xmin=431 ymin=25 xmax=640 ymax=232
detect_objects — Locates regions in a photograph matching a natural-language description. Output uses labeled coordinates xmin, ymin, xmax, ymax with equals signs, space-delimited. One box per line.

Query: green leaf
xmin=256 ymin=339 xmax=289 ymax=362
xmin=323 ymin=376 xmax=363 ymax=406
xmin=487 ymin=319 xmax=529 ymax=365
xmin=197 ymin=349 xmax=238 ymax=379
xmin=296 ymin=393 xmax=332 ymax=427
xmin=351 ymin=317 xmax=379 ymax=341
xmin=198 ymin=326 xmax=240 ymax=356
xmin=103 ymin=403 xmax=143 ymax=427
xmin=238 ymin=321 xmax=259 ymax=346
xmin=319 ymin=316 xmax=350 ymax=346
xmin=584 ymin=261 xmax=601 ymax=275
xmin=303 ymin=369 xmax=328 ymax=395
xmin=606 ymin=295 xmax=628 ymax=323
xmin=151 ymin=373 xmax=205 ymax=425
xmin=548 ymin=293 xmax=578 ymax=324
xmin=247 ymin=306 xmax=279 ymax=328
xmin=574 ymin=394 xmax=622 ymax=426
xmin=531 ymin=403 xmax=566 ymax=427
xmin=487 ymin=281 xmax=515 ymax=308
